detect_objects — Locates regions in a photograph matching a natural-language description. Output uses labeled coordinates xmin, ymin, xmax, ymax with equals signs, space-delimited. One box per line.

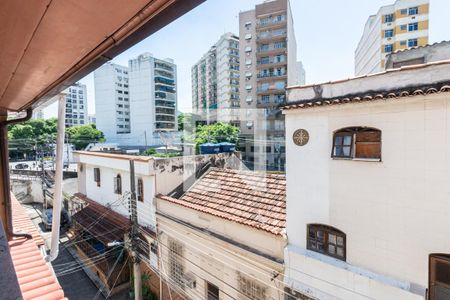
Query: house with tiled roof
xmin=282 ymin=60 xmax=450 ymax=299
xmin=72 ymin=151 xmax=243 ymax=299
xmin=156 ymin=167 xmax=289 ymax=300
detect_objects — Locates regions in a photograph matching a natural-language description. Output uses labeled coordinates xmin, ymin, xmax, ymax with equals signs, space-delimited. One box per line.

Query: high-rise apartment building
xmin=65 ymin=83 xmax=88 ymax=127
xmin=239 ymin=0 xmax=297 ymax=171
xmin=94 ymin=63 xmax=130 ymax=143
xmin=355 ymin=0 xmax=429 ymax=76
xmin=128 ymin=53 xmax=177 ymax=145
xmin=191 ymin=32 xmax=240 ymax=123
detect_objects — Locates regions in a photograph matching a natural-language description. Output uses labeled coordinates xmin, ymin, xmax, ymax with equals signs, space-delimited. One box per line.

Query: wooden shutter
xmin=429 ymin=254 xmax=450 ymax=300
xmin=94 ymin=168 xmax=100 ymax=186
xmin=355 ymin=130 xmax=381 ymax=159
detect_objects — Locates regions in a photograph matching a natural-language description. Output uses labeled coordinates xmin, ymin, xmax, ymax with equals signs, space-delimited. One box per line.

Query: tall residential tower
xmin=239 ymin=0 xmax=297 ymax=171
xmin=65 ymin=83 xmax=88 ymax=127
xmin=191 ymin=32 xmax=240 ymax=123
xmin=355 ymin=0 xmax=429 ymax=76
xmin=94 ymin=63 xmax=130 ymax=143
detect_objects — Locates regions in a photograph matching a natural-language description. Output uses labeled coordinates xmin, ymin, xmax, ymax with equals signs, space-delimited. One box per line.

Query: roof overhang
xmin=0 ymin=0 xmax=205 ymax=112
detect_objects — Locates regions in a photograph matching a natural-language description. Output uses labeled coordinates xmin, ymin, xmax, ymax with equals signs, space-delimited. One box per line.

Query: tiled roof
xmin=157 ymin=168 xmax=286 ymax=235
xmin=9 ymin=194 xmax=67 ymax=300
xmin=71 ymin=193 xmax=130 ymax=244
xmin=282 ymin=82 xmax=450 ymax=111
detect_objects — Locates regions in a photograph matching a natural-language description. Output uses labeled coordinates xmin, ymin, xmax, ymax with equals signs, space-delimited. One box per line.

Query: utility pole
xmin=129 ymin=160 xmax=142 ymax=300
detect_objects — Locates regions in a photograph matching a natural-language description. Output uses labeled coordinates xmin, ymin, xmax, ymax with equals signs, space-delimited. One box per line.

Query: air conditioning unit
xmin=182 ymin=273 xmax=196 ymax=288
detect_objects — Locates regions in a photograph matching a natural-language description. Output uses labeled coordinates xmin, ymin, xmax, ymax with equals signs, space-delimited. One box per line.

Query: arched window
xmin=332 ymin=127 xmax=381 ymax=160
xmin=137 ymin=178 xmax=144 ymax=202
xmin=429 ymin=253 xmax=450 ymax=299
xmin=114 ymin=174 xmax=122 ymax=194
xmin=307 ymin=224 xmax=346 ymax=261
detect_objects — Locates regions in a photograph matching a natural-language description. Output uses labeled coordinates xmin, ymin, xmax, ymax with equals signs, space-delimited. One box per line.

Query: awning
xmin=0 ymin=0 xmax=205 ymax=112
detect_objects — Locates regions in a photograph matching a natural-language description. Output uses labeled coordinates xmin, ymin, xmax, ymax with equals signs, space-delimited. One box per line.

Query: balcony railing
xmin=257 ymin=72 xmax=287 ymax=79
xmin=256 ymin=16 xmax=287 ymax=28
xmin=257 ymin=56 xmax=287 ymax=66
xmin=256 ymin=30 xmax=286 ymax=41
xmin=257 ymin=44 xmax=287 ymax=53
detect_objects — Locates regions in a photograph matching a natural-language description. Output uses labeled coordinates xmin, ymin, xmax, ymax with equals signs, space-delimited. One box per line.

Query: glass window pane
xmin=335 ymin=136 xmax=343 ymax=145
xmin=337 ymin=247 xmax=344 ymax=257
xmin=317 ymin=231 xmax=324 ymax=241
xmin=309 ymin=229 xmax=315 ymax=239
xmin=342 ymin=146 xmax=351 ymax=156
xmin=317 ymin=243 xmax=325 ymax=251
xmin=337 ymin=236 xmax=344 ymax=246
xmin=343 ymin=135 xmax=352 ymax=145
xmin=329 ymin=234 xmax=336 ymax=244
xmin=310 ymin=241 xmax=316 ymax=249
xmin=328 ymin=244 xmax=336 ymax=254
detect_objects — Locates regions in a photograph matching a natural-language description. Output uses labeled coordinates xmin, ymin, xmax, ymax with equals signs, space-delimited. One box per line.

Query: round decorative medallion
xmin=293 ymin=129 xmax=309 ymax=146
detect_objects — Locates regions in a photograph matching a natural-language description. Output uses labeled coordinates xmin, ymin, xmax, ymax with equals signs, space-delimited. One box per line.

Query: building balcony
xmin=257 ymin=73 xmax=287 ymax=81
xmin=256 ymin=47 xmax=287 ymax=56
xmin=256 ymin=31 xmax=287 ymax=42
xmin=256 ymin=19 xmax=287 ymax=30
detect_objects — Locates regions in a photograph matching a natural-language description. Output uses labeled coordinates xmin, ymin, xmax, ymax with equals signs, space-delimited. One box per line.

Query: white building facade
xmin=65 ymin=82 xmax=88 ymax=127
xmin=283 ymin=61 xmax=450 ymax=299
xmin=94 ymin=62 xmax=130 ymax=142
xmin=191 ymin=33 xmax=240 ymax=123
xmin=355 ymin=0 xmax=429 ymax=76
xmin=128 ymin=53 xmax=177 ymax=146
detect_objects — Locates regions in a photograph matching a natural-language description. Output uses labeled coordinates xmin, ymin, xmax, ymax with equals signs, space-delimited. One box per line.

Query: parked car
xmin=14 ymin=163 xmax=29 ymax=170
xmin=42 ymin=208 xmax=69 ymax=231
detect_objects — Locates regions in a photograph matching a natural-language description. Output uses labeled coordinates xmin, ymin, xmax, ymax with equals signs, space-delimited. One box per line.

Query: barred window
xmin=168 ymin=238 xmax=184 ymax=288
xmin=238 ymin=273 xmax=267 ymax=300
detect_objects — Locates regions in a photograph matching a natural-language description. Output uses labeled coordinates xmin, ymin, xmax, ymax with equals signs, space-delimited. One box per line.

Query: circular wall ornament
xmin=293 ymin=129 xmax=309 ymax=146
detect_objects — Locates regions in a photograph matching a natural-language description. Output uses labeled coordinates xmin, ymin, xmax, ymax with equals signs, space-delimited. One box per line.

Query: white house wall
xmin=284 ymin=93 xmax=450 ymax=298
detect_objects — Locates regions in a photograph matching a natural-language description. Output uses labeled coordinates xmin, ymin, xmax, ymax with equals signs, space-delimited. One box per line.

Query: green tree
xmin=193 ymin=122 xmax=240 ymax=153
xmin=143 ymin=148 xmax=156 ymax=156
xmin=66 ymin=124 xmax=104 ymax=150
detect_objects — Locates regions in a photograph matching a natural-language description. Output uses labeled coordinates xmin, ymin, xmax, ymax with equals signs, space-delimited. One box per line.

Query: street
xmin=22 ymin=202 xmax=128 ymax=300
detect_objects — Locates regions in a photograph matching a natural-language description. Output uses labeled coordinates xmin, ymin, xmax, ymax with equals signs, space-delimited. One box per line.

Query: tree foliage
xmin=66 ymin=124 xmax=104 ymax=150
xmin=190 ymin=122 xmax=240 ymax=153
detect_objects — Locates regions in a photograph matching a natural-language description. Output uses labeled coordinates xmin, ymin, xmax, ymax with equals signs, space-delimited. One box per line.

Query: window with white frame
xmin=384 ymin=13 xmax=394 ymax=23
xmin=408 ymin=6 xmax=419 ymax=15
xmin=408 ymin=38 xmax=418 ymax=47
xmin=408 ymin=22 xmax=418 ymax=31
xmin=384 ymin=29 xmax=393 ymax=38
xmin=384 ymin=44 xmax=393 ymax=53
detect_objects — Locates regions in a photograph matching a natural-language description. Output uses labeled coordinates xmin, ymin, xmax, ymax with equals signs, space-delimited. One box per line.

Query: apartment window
xmin=400 ymin=40 xmax=407 ymax=46
xmin=307 ymin=224 xmax=346 ymax=261
xmin=384 ymin=13 xmax=394 ymax=23
xmin=207 ymin=282 xmax=219 ymax=300
xmin=408 ymin=38 xmax=418 ymax=47
xmin=400 ymin=8 xmax=407 ymax=15
xmin=384 ymin=44 xmax=393 ymax=53
xmin=429 ymin=254 xmax=450 ymax=300
xmin=137 ymin=178 xmax=144 ymax=202
xmin=332 ymin=127 xmax=382 ymax=160
xmin=261 ymin=95 xmax=270 ymax=103
xmin=245 ymin=59 xmax=252 ymax=65
xmin=408 ymin=22 xmax=418 ymax=31
xmin=245 ymin=33 xmax=252 ymax=40
xmin=168 ymin=238 xmax=184 ymax=288
xmin=245 ymin=46 xmax=252 ymax=52
xmin=400 ymin=24 xmax=407 ymax=31
xmin=384 ymin=29 xmax=394 ymax=38
xmin=114 ymin=174 xmax=122 ymax=194
xmin=274 ymin=41 xmax=286 ymax=49
xmin=246 ymin=85 xmax=252 ymax=91
xmin=238 ymin=273 xmax=267 ymax=300
xmin=94 ymin=168 xmax=101 ymax=187
xmin=275 ymin=81 xmax=285 ymax=89
xmin=408 ymin=6 xmax=419 ymax=15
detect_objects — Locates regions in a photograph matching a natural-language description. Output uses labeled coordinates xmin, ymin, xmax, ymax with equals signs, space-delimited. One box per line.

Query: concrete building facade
xmin=65 ymin=83 xmax=88 ymax=127
xmin=385 ymin=40 xmax=450 ymax=69
xmin=94 ymin=63 xmax=130 ymax=142
xmin=191 ymin=33 xmax=240 ymax=123
xmin=355 ymin=0 xmax=429 ymax=76
xmin=282 ymin=61 xmax=450 ymax=299
xmin=128 ymin=53 xmax=177 ymax=146
xmin=239 ymin=0 xmax=297 ymax=171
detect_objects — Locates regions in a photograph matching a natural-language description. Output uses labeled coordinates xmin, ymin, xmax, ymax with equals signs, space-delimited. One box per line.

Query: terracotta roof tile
xmin=282 ymin=81 xmax=450 ymax=111
xmin=9 ymin=194 xmax=66 ymax=300
xmin=158 ymin=168 xmax=286 ymax=235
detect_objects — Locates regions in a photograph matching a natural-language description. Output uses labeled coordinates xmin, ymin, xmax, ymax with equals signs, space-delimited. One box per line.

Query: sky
xmin=44 ymin=0 xmax=450 ymax=118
